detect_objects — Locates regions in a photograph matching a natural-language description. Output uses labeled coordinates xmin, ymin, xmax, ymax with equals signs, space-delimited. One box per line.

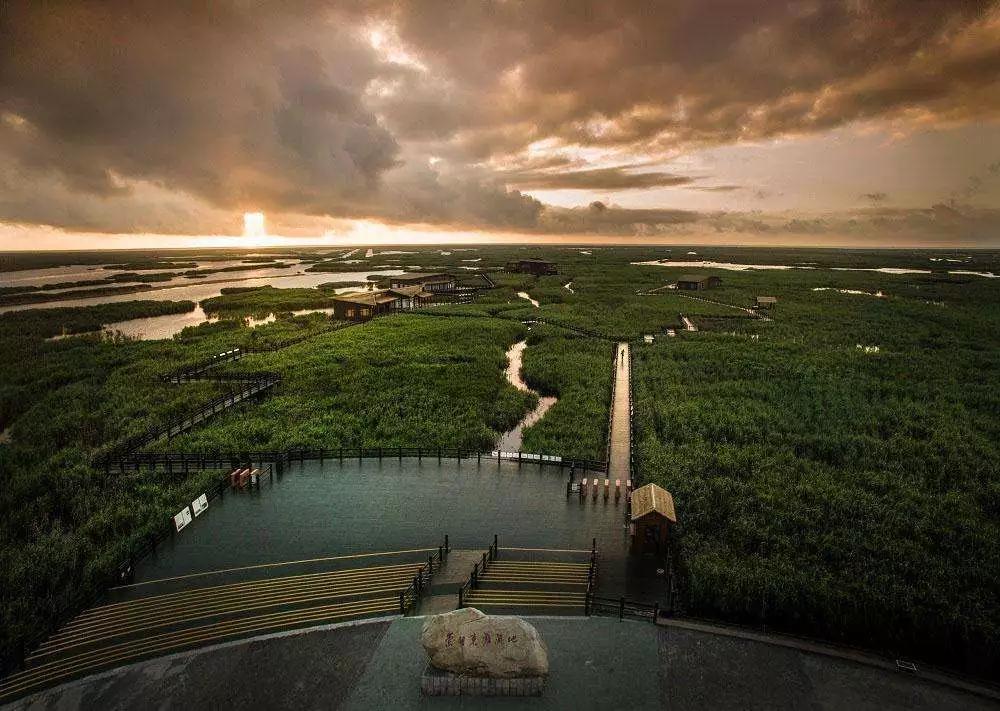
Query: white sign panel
xmin=173 ymin=506 xmax=193 ymax=532
xmin=191 ymin=494 xmax=209 ymax=517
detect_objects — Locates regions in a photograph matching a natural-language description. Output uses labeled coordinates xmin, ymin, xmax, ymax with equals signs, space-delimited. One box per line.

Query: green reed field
xmin=0 ymin=245 xmax=998 ymax=676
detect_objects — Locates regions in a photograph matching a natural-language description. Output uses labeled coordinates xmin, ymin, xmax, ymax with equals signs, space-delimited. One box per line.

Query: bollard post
xmin=653 ymin=602 xmax=659 ymax=622
xmin=445 ymin=534 xmax=450 ymax=554
xmin=619 ymin=596 xmax=625 ymax=621
xmin=477 ymin=451 xmax=481 ymax=464
xmin=399 ymin=446 xmax=403 ymax=462
xmin=585 ymin=593 xmax=590 ymax=617
xmin=458 ymin=588 xmax=464 ymax=608
xmin=438 ymin=447 xmax=441 ymax=463
xmin=400 ymin=591 xmax=405 ymax=615
xmin=418 ymin=447 xmax=422 ymax=461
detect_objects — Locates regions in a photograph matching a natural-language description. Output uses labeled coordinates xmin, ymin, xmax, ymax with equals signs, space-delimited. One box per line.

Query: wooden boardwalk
xmin=608 ymin=342 xmax=632 ymax=483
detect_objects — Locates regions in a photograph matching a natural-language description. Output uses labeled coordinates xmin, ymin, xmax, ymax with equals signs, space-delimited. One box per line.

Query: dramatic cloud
xmin=1 ymin=1 xmax=999 ymax=240
xmin=503 ymin=166 xmax=695 ymax=191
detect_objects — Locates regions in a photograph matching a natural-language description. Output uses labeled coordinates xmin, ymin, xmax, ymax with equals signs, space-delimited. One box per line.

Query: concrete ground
xmin=7 ymin=617 xmax=997 ymax=711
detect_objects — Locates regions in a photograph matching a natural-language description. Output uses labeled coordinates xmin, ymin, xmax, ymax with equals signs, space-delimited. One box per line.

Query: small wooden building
xmin=332 ymin=291 xmax=397 ymax=321
xmin=505 ymin=259 xmax=558 ymax=275
xmin=675 ymin=275 xmax=722 ymax=290
xmin=755 ymin=296 xmax=777 ymax=309
xmin=629 ymin=483 xmax=677 ymax=556
xmin=389 ymin=272 xmax=456 ymax=293
xmin=386 ymin=285 xmax=432 ymax=311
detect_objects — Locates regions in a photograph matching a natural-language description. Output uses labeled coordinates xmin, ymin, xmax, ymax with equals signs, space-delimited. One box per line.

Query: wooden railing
xmin=105 ymin=448 xmax=608 ymax=475
xmin=457 ymin=535 xmax=500 ymax=608
xmin=400 ymin=535 xmax=451 ymax=615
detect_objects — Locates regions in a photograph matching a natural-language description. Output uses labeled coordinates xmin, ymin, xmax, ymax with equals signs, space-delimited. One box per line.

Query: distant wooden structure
xmin=755 ymin=296 xmax=777 ymax=309
xmin=386 ymin=285 xmax=433 ymax=311
xmin=506 ymin=258 xmax=558 ymax=276
xmin=332 ymin=291 xmax=397 ymax=321
xmin=390 ymin=273 xmax=456 ymax=293
xmin=675 ymin=275 xmax=721 ymax=290
xmin=629 ymin=483 xmax=677 ymax=556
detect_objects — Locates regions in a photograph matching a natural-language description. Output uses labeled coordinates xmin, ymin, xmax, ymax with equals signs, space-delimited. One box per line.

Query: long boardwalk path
xmin=608 ymin=342 xmax=632 ymax=483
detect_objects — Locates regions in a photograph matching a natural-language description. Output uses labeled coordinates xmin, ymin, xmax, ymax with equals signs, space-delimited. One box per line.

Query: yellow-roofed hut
xmin=629 ymin=483 xmax=677 ymax=556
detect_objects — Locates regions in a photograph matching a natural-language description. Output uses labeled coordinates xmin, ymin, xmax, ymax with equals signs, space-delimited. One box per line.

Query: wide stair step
xmin=0 ymin=559 xmax=428 ymax=704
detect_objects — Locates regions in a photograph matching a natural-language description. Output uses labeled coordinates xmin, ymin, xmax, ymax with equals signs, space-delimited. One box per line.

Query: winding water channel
xmin=496 ymin=340 xmax=556 ymax=452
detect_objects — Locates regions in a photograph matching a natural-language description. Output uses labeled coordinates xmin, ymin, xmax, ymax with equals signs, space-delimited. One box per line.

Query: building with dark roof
xmin=675 ymin=275 xmax=722 ymax=290
xmin=385 ymin=285 xmax=433 ymax=311
xmin=332 ymin=291 xmax=397 ymax=321
xmin=389 ymin=273 xmax=456 ymax=292
xmin=505 ymin=259 xmax=558 ymax=275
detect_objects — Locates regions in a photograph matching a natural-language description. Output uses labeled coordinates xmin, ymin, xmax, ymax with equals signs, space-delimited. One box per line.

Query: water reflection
xmin=1 ymin=269 xmax=403 ymax=314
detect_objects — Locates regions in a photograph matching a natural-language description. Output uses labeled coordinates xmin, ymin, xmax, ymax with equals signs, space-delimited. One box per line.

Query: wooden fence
xmin=104 ymin=447 xmax=608 ymax=475
xmin=457 ymin=535 xmax=500 ymax=608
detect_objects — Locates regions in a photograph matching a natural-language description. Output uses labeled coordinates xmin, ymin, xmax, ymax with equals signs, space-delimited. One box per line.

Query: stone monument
xmin=420 ymin=607 xmax=549 ymax=696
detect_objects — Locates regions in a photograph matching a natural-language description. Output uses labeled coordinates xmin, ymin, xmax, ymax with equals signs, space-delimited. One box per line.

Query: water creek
xmin=496 ymin=340 xmax=556 ymax=452
xmin=517 ymin=291 xmax=540 ymax=308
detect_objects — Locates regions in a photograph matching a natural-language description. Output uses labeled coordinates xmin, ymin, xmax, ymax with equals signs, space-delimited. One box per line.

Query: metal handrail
xmin=399 ymin=534 xmax=450 ymax=615
xmin=105 ymin=448 xmax=608 ymax=474
xmin=457 ymin=534 xmax=498 ymax=608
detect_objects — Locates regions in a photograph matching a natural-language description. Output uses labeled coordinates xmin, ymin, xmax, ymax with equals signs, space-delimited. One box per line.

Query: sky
xmin=1 ymin=0 xmax=999 ymax=250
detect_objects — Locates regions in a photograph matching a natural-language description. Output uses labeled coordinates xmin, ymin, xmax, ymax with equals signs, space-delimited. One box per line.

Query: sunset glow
xmin=0 ymin=3 xmax=997 ymax=249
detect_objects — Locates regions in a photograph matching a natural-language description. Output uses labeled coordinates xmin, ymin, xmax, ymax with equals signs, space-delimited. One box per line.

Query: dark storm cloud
xmin=0 ymin=2 xmax=399 ymax=216
xmin=688 ymin=185 xmax=743 ymax=193
xmin=369 ymin=0 xmax=1000 ymax=159
xmin=503 ymin=167 xmax=695 ymax=191
xmin=1 ymin=0 xmax=999 ymax=236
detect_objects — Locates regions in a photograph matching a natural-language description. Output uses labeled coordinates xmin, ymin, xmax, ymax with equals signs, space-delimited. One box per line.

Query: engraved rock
xmin=420 ymin=607 xmax=549 ymax=678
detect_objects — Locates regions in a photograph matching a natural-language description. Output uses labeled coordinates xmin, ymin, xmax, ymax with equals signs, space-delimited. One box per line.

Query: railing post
xmin=445 ymin=534 xmax=450 ymax=554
